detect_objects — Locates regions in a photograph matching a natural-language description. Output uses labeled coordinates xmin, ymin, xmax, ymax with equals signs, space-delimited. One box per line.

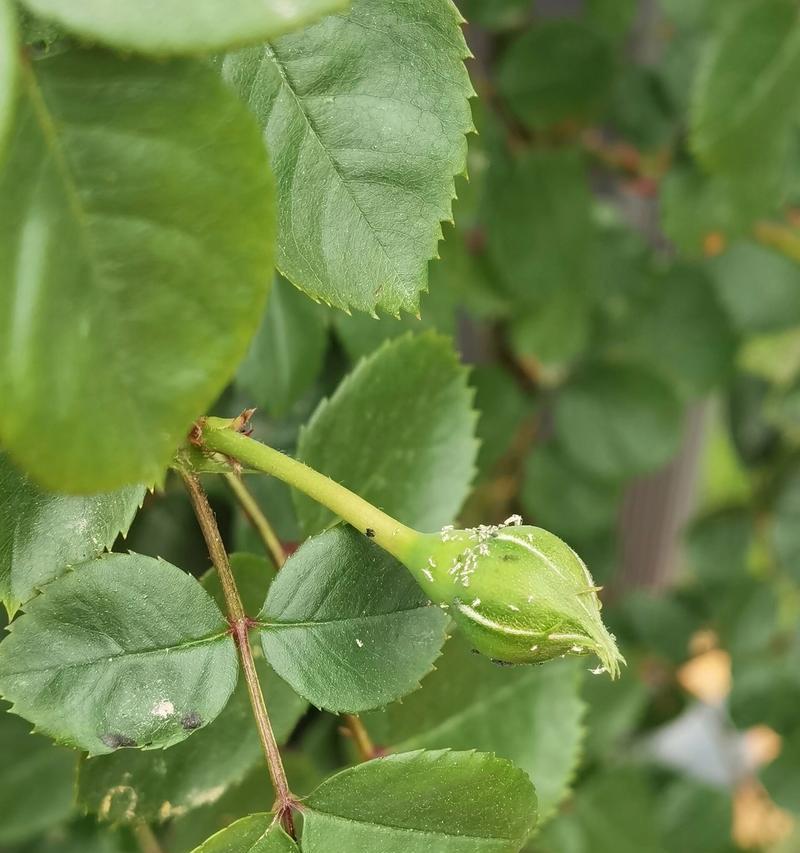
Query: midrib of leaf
xmin=389 ymin=669 xmax=541 ymax=751
xmin=304 ymin=808 xmax=512 ymax=847
xmin=0 ymin=629 xmax=230 ymax=677
xmin=258 ymin=41 xmax=401 ymax=292
xmin=256 ymin=603 xmax=431 ymax=630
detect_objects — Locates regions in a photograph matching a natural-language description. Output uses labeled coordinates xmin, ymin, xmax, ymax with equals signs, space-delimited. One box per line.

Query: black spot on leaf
xmin=100 ymin=733 xmax=137 ymax=749
xmin=181 ymin=712 xmax=203 ymax=731
xmin=365 ymin=528 xmax=375 ymax=538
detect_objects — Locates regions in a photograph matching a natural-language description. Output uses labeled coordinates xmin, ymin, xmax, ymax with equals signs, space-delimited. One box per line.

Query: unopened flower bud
xmin=402 ymin=516 xmax=624 ymax=677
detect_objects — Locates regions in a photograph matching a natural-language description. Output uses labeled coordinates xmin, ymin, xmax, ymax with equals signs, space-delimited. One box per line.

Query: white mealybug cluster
xmin=439 ymin=514 xmax=527 ymax=588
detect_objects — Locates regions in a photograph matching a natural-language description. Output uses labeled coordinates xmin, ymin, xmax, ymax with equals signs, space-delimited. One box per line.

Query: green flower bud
xmin=402 ymin=516 xmax=624 ymax=677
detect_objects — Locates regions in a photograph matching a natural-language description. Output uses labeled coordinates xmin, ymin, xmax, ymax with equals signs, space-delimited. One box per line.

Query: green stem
xmin=224 ymin=472 xmax=287 ymax=569
xmin=201 ymin=419 xmax=419 ymax=561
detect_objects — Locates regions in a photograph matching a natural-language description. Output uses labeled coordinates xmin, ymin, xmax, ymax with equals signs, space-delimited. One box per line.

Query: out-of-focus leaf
xmin=18 ymin=0 xmax=347 ymax=54
xmin=521 ymin=443 xmax=621 ymax=541
xmin=554 ymin=362 xmax=684 ymax=482
xmin=0 ymin=50 xmax=275 ymax=492
xmin=708 ymin=243 xmax=800 ymax=334
xmin=237 ymin=277 xmax=329 ymax=418
xmin=497 ymin=20 xmax=615 ymax=130
xmin=690 ymin=0 xmax=800 ymax=174
xmin=0 ymin=703 xmax=77 ymax=844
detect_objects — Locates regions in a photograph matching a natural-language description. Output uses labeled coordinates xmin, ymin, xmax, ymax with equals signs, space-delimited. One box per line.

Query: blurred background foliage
xmin=4 ymin=0 xmax=800 ymax=851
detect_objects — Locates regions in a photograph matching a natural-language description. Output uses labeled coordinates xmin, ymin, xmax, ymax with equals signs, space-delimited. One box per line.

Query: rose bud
xmin=402 ymin=515 xmax=624 ymax=677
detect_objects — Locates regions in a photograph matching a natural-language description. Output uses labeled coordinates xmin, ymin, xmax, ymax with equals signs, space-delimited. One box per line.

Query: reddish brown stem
xmin=181 ymin=473 xmax=297 ymax=836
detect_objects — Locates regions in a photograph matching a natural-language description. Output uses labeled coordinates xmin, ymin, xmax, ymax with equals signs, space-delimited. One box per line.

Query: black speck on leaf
xmin=181 ymin=712 xmax=203 ymax=731
xmin=101 ymin=733 xmax=137 ymax=749
xmin=366 ymin=528 xmax=376 ymax=538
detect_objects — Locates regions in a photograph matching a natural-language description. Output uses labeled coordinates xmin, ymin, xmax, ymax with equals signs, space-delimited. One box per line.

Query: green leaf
xmin=472 ymin=365 xmax=532 ymax=476
xmin=485 ymin=149 xmax=594 ymax=307
xmin=496 ymin=20 xmax=615 ymax=130
xmin=533 ymin=767 xmax=665 ymax=853
xmin=684 ymin=506 xmax=753 ymax=585
xmin=0 ymin=0 xmax=17 ymax=162
xmin=192 ymin=816 xmax=296 ymax=853
xmin=0 ymin=50 xmax=275 ymax=492
xmin=170 ymin=754 xmax=322 ymax=853
xmin=0 ymin=451 xmax=145 ymax=617
xmin=657 ymin=778 xmax=735 ymax=853
xmin=521 ymin=443 xmax=621 ymax=541
xmin=19 ymin=0 xmax=347 ymax=55
xmin=618 ymin=266 xmax=737 ymax=398
xmin=295 ymin=333 xmax=478 ymax=535
xmin=554 ymin=362 xmax=684 ymax=482
xmin=365 ymin=642 xmax=584 ymax=824
xmin=223 ymin=0 xmax=474 ymax=314
xmin=458 ymin=0 xmax=530 ymax=30
xmin=0 ymin=704 xmax=77 ymax=844
xmin=690 ymin=0 xmax=800 ymax=174
xmin=236 ymin=277 xmax=328 ymax=418
xmin=0 ymin=553 xmax=237 ymax=755
xmin=256 ymin=525 xmax=448 ymax=712
xmin=771 ymin=467 xmax=800 ymax=582
xmin=709 ymin=242 xmax=800 ymax=334
xmin=334 ymin=283 xmax=457 ymax=362
xmin=302 ymin=750 xmax=538 ymax=852
xmin=78 ymin=555 xmax=307 ymax=823
xmin=190 ymin=815 xmax=298 ymax=852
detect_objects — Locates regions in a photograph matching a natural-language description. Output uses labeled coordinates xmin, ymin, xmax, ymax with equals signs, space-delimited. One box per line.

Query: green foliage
xmin=257 ymin=525 xmax=448 ymax=711
xmin=690 ymin=0 xmax=800 ymax=175
xmin=0 ymin=450 xmax=145 ymax=616
xmin=18 ymin=0 xmax=348 ymax=55
xmin=78 ymin=555 xmax=307 ymax=823
xmin=236 ymin=277 xmax=329 ymax=418
xmin=0 ymin=0 xmax=16 ymax=160
xmin=190 ymin=815 xmax=298 ymax=852
xmin=0 ymin=49 xmax=275 ymax=492
xmin=497 ymin=20 xmax=615 ymax=130
xmin=2 ymin=1 xmax=800 ymax=850
xmin=554 ymin=362 xmax=683 ymax=481
xmin=223 ymin=0 xmax=474 ymax=314
xmin=365 ymin=642 xmax=585 ymax=822
xmin=300 ymin=750 xmax=538 ymax=852
xmin=295 ymin=333 xmax=478 ymax=534
xmin=0 ymin=705 xmax=77 ymax=844
xmin=0 ymin=553 xmax=237 ymax=754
